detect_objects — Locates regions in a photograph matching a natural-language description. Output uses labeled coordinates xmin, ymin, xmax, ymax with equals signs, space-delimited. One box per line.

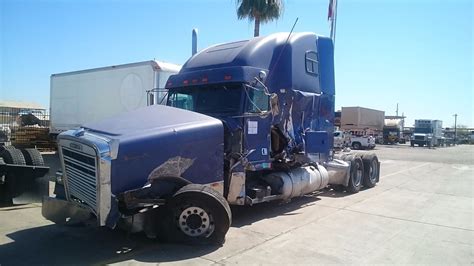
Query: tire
xmin=160 ymin=184 xmax=231 ymax=245
xmin=21 ymin=148 xmax=45 ymax=166
xmin=1 ymin=147 xmax=26 ymax=165
xmin=345 ymin=155 xmax=363 ymax=193
xmin=361 ymin=154 xmax=379 ymax=188
xmin=352 ymin=142 xmax=362 ymax=150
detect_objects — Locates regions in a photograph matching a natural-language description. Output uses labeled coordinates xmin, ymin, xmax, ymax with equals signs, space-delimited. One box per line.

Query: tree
xmin=236 ymin=0 xmax=284 ymax=37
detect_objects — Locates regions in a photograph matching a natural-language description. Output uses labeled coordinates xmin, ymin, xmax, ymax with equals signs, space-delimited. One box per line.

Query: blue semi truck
xmin=42 ymin=32 xmax=380 ymax=244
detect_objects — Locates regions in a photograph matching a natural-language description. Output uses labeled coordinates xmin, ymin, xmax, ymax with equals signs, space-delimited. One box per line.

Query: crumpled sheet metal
xmin=276 ymin=89 xmax=334 ymax=156
xmin=147 ymin=156 xmax=195 ymax=180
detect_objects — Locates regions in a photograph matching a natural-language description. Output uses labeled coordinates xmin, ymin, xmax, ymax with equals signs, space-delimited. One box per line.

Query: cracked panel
xmin=148 ymin=156 xmax=196 ymax=180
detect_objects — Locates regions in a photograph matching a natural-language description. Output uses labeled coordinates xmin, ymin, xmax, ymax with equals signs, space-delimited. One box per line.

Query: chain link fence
xmin=0 ymin=107 xmax=55 ymax=150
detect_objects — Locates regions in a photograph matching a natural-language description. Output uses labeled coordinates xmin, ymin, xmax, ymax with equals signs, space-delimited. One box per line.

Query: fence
xmin=0 ymin=107 xmax=55 ymax=150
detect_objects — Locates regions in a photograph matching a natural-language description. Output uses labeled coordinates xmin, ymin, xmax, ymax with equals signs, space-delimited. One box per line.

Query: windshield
xmin=167 ymin=83 xmax=243 ymax=115
xmin=415 ymin=128 xmax=433 ymax=134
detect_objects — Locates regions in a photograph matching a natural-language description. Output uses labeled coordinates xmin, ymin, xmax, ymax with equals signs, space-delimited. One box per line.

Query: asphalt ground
xmin=0 ymin=144 xmax=472 ymax=265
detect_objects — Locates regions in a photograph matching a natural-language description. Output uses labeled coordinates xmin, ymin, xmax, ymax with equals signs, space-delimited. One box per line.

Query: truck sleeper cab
xmin=43 ymin=32 xmax=380 ymax=245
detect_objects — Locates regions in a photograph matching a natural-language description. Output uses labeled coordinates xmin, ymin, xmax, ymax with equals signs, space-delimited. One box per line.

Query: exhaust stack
xmin=192 ymin=28 xmax=198 ymax=56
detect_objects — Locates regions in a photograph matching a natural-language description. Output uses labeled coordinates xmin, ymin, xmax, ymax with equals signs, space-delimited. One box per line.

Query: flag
xmin=328 ymin=0 xmax=337 ymax=44
xmin=328 ymin=0 xmax=335 ymax=21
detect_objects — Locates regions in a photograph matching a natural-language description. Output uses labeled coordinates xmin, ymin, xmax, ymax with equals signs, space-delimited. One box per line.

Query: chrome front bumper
xmin=42 ymin=196 xmax=94 ymax=225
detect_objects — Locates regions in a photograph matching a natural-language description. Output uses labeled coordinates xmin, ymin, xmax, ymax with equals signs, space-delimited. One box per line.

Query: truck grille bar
xmin=62 ymin=146 xmax=98 ymax=212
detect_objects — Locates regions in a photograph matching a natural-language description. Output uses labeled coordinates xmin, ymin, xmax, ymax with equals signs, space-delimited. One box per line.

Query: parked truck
xmin=411 ymin=119 xmax=443 ymax=147
xmin=42 ymin=32 xmax=380 ymax=245
xmin=383 ymin=118 xmax=403 ymax=144
xmin=50 ymin=61 xmax=181 ymax=136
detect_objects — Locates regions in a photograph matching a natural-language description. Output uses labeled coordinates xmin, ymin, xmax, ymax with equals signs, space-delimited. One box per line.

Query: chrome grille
xmin=62 ymin=146 xmax=98 ymax=212
xmin=415 ymin=136 xmax=425 ymax=140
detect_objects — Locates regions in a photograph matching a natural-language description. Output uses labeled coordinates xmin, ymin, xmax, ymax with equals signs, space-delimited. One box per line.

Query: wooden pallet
xmin=11 ymin=127 xmax=57 ymax=151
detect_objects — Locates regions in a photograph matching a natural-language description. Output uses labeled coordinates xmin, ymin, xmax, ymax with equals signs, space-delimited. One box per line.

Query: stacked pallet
xmin=11 ymin=126 xmax=56 ymax=151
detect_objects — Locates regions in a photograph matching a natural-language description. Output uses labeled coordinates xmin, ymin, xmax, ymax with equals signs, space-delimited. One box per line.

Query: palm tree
xmin=237 ymin=0 xmax=284 ymax=37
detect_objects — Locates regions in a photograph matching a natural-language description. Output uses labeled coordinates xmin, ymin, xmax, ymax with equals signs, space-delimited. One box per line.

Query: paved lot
xmin=0 ymin=145 xmax=473 ymax=265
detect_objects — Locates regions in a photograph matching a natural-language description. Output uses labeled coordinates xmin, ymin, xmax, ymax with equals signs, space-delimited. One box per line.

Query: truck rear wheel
xmin=21 ymin=148 xmax=45 ymax=166
xmin=160 ymin=184 xmax=231 ymax=245
xmin=361 ymin=154 xmax=379 ymax=188
xmin=345 ymin=155 xmax=363 ymax=193
xmin=1 ymin=147 xmax=26 ymax=165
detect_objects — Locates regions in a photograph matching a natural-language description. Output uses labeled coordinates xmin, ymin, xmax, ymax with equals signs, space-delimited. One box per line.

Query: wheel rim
xmin=177 ymin=206 xmax=214 ymax=237
xmin=354 ymin=161 xmax=362 ymax=186
xmin=369 ymin=159 xmax=378 ymax=182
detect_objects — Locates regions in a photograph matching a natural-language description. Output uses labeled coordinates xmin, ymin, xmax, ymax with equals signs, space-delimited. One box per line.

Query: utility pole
xmin=396 ymin=103 xmax=399 ymax=117
xmin=402 ymin=112 xmax=405 ymax=129
xmin=453 ymin=114 xmax=458 ymax=145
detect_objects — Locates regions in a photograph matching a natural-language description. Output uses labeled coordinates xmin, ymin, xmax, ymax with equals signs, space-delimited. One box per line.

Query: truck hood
xmin=83 ymin=104 xmax=221 ymax=140
xmin=83 ymin=105 xmax=224 ymax=194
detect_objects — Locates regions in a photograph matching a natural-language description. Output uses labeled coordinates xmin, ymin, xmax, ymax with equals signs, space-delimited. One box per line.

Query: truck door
xmin=242 ymin=87 xmax=272 ymax=166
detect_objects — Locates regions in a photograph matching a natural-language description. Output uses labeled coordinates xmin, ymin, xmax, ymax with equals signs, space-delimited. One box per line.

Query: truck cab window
xmin=245 ymin=88 xmax=269 ymax=113
xmin=305 ymin=51 xmax=319 ymax=76
xmin=167 ymin=83 xmax=243 ymax=115
xmin=168 ymin=93 xmax=194 ymax=111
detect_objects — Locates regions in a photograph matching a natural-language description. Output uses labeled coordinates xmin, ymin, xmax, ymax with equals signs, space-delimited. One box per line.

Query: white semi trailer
xmin=50 ymin=61 xmax=181 ymax=135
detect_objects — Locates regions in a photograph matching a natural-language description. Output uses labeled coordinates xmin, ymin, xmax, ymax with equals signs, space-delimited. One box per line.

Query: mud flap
xmin=0 ymin=163 xmax=49 ymax=204
xmin=12 ymin=175 xmax=50 ymax=204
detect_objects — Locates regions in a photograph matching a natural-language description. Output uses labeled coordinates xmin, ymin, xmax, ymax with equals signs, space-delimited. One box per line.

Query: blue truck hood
xmin=83 ymin=104 xmax=220 ymax=140
xmin=84 ymin=105 xmax=224 ymax=194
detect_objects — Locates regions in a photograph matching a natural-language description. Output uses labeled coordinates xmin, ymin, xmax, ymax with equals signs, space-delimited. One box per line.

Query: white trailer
xmin=340 ymin=107 xmax=385 ymax=131
xmin=50 ymin=61 xmax=181 ymax=135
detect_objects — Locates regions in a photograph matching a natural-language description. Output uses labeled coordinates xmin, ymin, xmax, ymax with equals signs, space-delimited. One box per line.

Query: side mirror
xmin=148 ymin=92 xmax=155 ymax=106
xmin=258 ymin=71 xmax=267 ymax=83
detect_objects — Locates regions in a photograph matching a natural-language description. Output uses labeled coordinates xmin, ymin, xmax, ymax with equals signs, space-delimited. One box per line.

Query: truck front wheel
xmin=161 ymin=184 xmax=231 ymax=245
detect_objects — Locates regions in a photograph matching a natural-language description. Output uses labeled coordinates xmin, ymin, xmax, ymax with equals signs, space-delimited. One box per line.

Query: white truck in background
xmin=349 ymin=135 xmax=376 ymax=150
xmin=50 ymin=61 xmax=181 ymax=136
xmin=334 ymin=130 xmax=375 ymax=150
xmin=411 ymin=119 xmax=443 ymax=147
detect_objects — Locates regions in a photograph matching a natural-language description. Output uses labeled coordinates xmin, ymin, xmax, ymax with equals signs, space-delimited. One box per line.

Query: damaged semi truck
xmin=42 ymin=32 xmax=380 ymax=244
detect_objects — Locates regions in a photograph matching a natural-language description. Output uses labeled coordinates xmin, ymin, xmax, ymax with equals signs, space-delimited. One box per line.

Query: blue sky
xmin=1 ymin=0 xmax=472 ymax=127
